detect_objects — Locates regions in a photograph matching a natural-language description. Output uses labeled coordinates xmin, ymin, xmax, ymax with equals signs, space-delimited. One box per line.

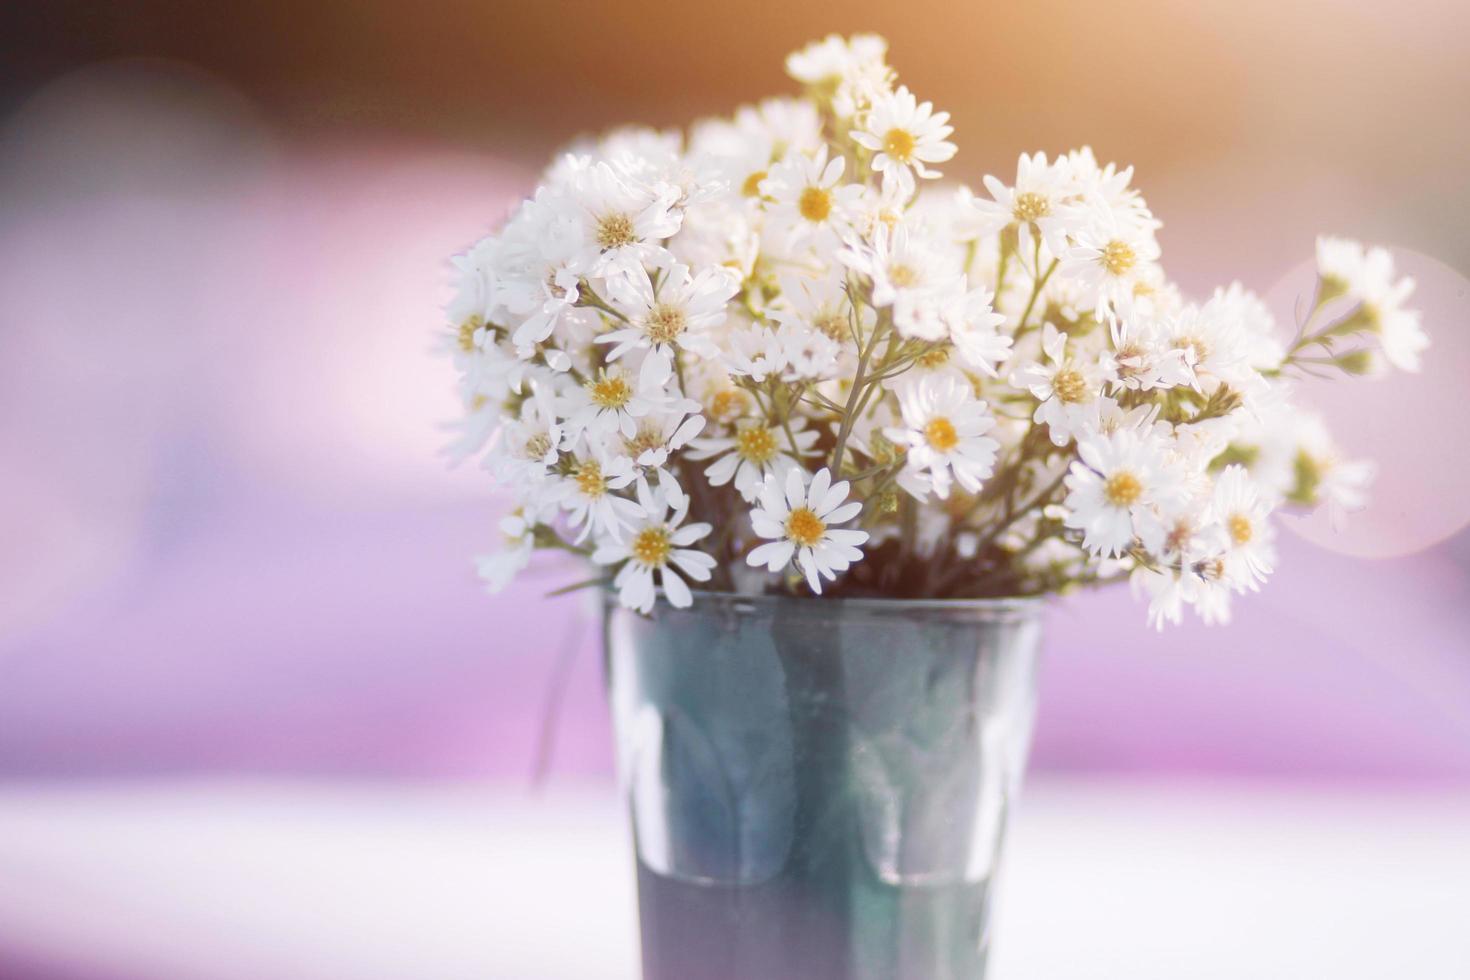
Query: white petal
xmin=591 ymin=543 xmax=627 ymax=565
xmin=705 ymin=453 xmax=740 ymax=486
xmin=635 ymin=476 xmax=656 ymax=514
xmin=796 ymin=550 xmax=824 ymax=594
xmin=670 ymin=550 xmax=715 ymax=580
xmin=747 ymin=540 xmax=794 ymax=571
xmin=662 ymin=569 xmax=693 ymax=608
xmin=671 ymin=415 xmax=705 ymax=447
xmin=824 ymin=528 xmax=869 ymax=547
xmin=784 ymin=466 xmax=807 ymax=511
xmin=808 ymin=467 xmax=832 ymax=510
xmin=670 ymin=522 xmax=711 ymax=546
xmin=750 ymin=513 xmax=785 ymax=539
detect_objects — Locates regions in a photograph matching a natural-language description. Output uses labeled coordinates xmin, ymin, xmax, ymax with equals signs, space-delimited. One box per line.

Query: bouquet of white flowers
xmin=446 ymin=34 xmax=1427 ymax=628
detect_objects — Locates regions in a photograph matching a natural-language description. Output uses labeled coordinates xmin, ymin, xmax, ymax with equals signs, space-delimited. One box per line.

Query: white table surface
xmin=1 ymin=778 xmax=1467 ymax=980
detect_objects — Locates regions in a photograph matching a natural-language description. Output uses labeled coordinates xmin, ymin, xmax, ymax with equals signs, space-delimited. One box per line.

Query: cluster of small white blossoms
xmin=446 ymin=34 xmax=1428 ymax=627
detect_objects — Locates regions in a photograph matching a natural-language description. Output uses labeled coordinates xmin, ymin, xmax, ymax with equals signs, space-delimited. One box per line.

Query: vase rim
xmin=604 ymin=587 xmax=1044 ymax=620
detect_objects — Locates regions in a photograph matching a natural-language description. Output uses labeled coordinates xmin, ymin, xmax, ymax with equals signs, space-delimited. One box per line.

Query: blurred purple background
xmin=3 ymin=3 xmax=1470 ymax=794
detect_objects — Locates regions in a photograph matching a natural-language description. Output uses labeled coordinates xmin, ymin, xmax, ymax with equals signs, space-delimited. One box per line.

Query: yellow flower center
xmin=644 ymin=302 xmax=687 ymax=344
xmin=573 ymin=460 xmax=606 ymax=498
xmin=630 ymin=527 xmax=672 ymax=566
xmin=741 ymin=170 xmax=768 ymax=197
xmin=1101 ymin=240 xmax=1137 ymax=278
xmin=1165 ymin=519 xmax=1194 ymax=555
xmin=1013 ymin=192 xmax=1051 ymax=223
xmin=735 ymin=426 xmax=778 ymax=463
xmin=813 ymin=311 xmax=848 ymax=341
xmin=587 ymin=371 xmax=632 ymax=410
xmin=917 ymin=347 xmax=950 ymax=369
xmin=889 ymin=263 xmax=920 ymax=288
xmin=785 ymin=506 xmax=827 ymax=547
xmin=882 ymin=127 xmax=917 ymax=162
xmin=624 ymin=426 xmax=664 ymax=457
xmin=1103 ymin=471 xmax=1143 ymax=507
xmin=595 ymin=212 xmax=636 ymax=250
xmin=523 ymin=433 xmax=552 ymax=460
xmin=798 ymin=185 xmax=833 ymax=223
xmin=457 ymin=315 xmax=483 ymax=352
xmin=1052 ymin=367 xmax=1089 ymax=403
xmin=1113 ymin=343 xmax=1146 ymax=379
xmin=1228 ymin=513 xmax=1253 ymax=546
xmin=924 ymin=416 xmax=959 ymax=452
xmin=709 ymin=388 xmax=750 ymax=422
xmin=1176 ymin=336 xmax=1210 ymax=363
xmin=867 ymin=431 xmax=904 ymax=466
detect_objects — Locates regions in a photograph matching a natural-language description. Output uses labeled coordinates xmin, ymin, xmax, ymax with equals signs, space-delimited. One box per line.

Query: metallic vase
xmin=605 ymin=591 xmax=1043 ymax=980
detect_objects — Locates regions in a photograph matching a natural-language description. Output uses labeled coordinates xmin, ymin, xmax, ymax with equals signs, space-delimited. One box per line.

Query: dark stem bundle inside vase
xmin=605 ymin=591 xmax=1041 ymax=980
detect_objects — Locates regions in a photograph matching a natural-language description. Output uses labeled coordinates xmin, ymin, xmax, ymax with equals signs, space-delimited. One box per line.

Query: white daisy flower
xmin=560 ymin=158 xmax=681 ymax=276
xmin=1315 ymin=235 xmax=1368 ymax=300
xmin=461 ymin=335 xmax=546 ymax=402
xmin=614 ymin=408 xmax=706 ymax=508
xmin=847 ymin=178 xmax=910 ymax=243
xmin=1131 ymin=561 xmax=1231 ymax=631
xmin=721 ymin=325 xmax=789 ymax=382
xmin=1130 ymin=484 xmax=1233 ymax=631
xmin=1158 ymin=302 xmax=1256 ymax=392
xmin=1102 ymin=314 xmax=1192 ymax=392
xmin=1210 ymin=465 xmax=1275 ymax=591
xmin=831 ymin=59 xmax=898 ymax=121
xmin=784 ymin=36 xmax=893 ymax=119
xmin=492 ymin=192 xmax=589 ymax=354
xmin=1316 ymin=239 xmax=1427 ymax=373
xmin=849 ymin=86 xmax=956 ymax=195
xmin=690 ymin=97 xmax=823 ymax=203
xmin=884 ymin=375 xmax=1000 ymax=500
xmin=1134 ymin=491 xmax=1223 ymax=569
xmin=687 ymin=418 xmax=820 ymax=502
xmin=760 ymin=146 xmax=863 ymax=253
xmin=598 ymin=263 xmax=740 ymax=361
xmin=563 ymin=351 xmax=688 ymax=440
xmin=475 ymin=505 xmax=545 ymax=594
xmin=970 ymin=152 xmax=1084 ymax=259
xmin=443 ymin=235 xmax=502 ymax=332
xmin=1288 ymin=414 xmax=1375 ymax=529
xmin=1012 ymin=323 xmax=1110 ymax=447
xmin=878 ymin=341 xmax=972 ymax=396
xmin=786 ymin=33 xmax=889 ymax=90
xmin=548 ymin=435 xmax=642 ymax=544
xmin=775 ymin=321 xmax=843 ymax=381
xmin=945 ymin=282 xmax=1012 ymax=377
xmin=485 ymin=382 xmax=562 ymax=489
xmin=747 ymin=467 xmax=870 ymax=594
xmin=838 ymin=222 xmax=956 ymax=312
xmin=1064 ymin=427 xmax=1180 ymax=557
xmin=594 ymin=481 xmax=716 ymax=613
xmin=769 ymin=270 xmax=862 ymax=347
xmin=1065 ymin=147 xmax=1160 ymax=237
xmin=1060 ymin=207 xmax=1161 ymax=317
xmin=684 ymin=364 xmax=756 ymax=428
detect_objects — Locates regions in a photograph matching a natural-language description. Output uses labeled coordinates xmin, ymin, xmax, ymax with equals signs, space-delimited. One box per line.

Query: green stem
xmin=576 ymin=287 xmax=632 ymax=324
xmin=829 ymin=312 xmax=891 ymax=475
xmin=1015 ymin=259 xmax=1059 ymax=337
